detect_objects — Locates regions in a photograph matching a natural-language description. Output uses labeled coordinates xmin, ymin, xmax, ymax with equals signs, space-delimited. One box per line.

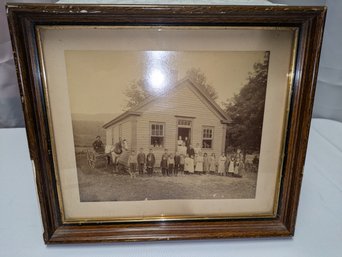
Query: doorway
xmin=177 ymin=119 xmax=192 ymax=147
xmin=178 ymin=127 xmax=191 ymax=146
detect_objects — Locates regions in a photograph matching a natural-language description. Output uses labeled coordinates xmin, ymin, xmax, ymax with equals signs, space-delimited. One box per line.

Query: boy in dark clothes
xmin=160 ymin=149 xmax=169 ymax=176
xmin=168 ymin=153 xmax=175 ymax=176
xmin=174 ymin=151 xmax=180 ymax=176
xmin=146 ymin=148 xmax=155 ymax=176
xmin=137 ymin=148 xmax=146 ymax=176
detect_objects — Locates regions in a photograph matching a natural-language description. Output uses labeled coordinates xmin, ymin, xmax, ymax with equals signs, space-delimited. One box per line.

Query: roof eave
xmin=103 ymin=111 xmax=141 ymax=129
xmin=221 ymin=119 xmax=232 ymax=124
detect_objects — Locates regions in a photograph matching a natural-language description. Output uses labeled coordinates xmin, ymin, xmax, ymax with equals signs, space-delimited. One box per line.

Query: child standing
xmin=234 ymin=160 xmax=242 ymax=178
xmin=168 ymin=153 xmax=175 ymax=176
xmin=160 ymin=149 xmax=169 ymax=176
xmin=188 ymin=155 xmax=195 ymax=174
xmin=203 ymin=152 xmax=209 ymax=175
xmin=209 ymin=153 xmax=217 ymax=174
xmin=184 ymin=154 xmax=191 ymax=175
xmin=174 ymin=151 xmax=180 ymax=176
xmin=128 ymin=150 xmax=137 ymax=178
xmin=218 ymin=153 xmax=227 ymax=176
xmin=195 ymin=152 xmax=204 ymax=175
xmin=137 ymin=148 xmax=146 ymax=176
xmin=179 ymin=154 xmax=185 ymax=175
xmin=234 ymin=149 xmax=243 ymax=177
xmin=227 ymin=156 xmax=235 ymax=177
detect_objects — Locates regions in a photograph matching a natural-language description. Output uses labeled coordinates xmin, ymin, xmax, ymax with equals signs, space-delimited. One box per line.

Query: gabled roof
xmin=103 ymin=77 xmax=231 ymax=129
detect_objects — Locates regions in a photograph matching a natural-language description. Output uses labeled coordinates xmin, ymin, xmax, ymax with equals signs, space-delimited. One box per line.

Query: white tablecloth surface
xmin=0 ymin=117 xmax=341 ymax=256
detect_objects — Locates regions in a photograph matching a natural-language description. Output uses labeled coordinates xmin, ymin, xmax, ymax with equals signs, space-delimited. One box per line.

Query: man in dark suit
xmin=137 ymin=148 xmax=146 ymax=176
xmin=146 ymin=148 xmax=156 ymax=176
xmin=92 ymin=136 xmax=105 ymax=154
xmin=187 ymin=144 xmax=195 ymax=158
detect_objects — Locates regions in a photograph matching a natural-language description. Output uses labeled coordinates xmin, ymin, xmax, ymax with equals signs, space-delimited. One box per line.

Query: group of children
xmin=127 ymin=148 xmax=243 ymax=178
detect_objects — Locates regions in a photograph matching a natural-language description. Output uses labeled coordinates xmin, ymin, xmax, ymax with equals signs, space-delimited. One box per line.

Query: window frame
xmin=150 ymin=122 xmax=165 ymax=148
xmin=202 ymin=126 xmax=214 ymax=149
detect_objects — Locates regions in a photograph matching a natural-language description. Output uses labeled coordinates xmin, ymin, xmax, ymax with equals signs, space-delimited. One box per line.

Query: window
xmin=202 ymin=127 xmax=214 ymax=149
xmin=178 ymin=120 xmax=192 ymax=127
xmin=150 ymin=123 xmax=164 ymax=147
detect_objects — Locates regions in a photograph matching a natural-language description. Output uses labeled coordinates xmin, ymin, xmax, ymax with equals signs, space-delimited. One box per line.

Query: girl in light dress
xmin=218 ymin=153 xmax=227 ymax=176
xmin=227 ymin=156 xmax=235 ymax=177
xmin=184 ymin=154 xmax=191 ymax=174
xmin=188 ymin=155 xmax=195 ymax=174
xmin=195 ymin=152 xmax=204 ymax=174
xmin=209 ymin=153 xmax=217 ymax=174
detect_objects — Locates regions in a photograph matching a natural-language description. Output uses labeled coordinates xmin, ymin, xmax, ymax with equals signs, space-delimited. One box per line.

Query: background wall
xmin=0 ymin=0 xmax=56 ymax=127
xmin=1 ymin=1 xmax=341 ymax=257
xmin=1 ymin=0 xmax=342 ymax=126
xmin=273 ymin=0 xmax=342 ymax=121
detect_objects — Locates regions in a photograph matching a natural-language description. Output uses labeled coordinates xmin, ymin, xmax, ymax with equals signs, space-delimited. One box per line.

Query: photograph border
xmin=38 ymin=25 xmax=296 ymax=224
xmin=7 ymin=4 xmax=326 ymax=243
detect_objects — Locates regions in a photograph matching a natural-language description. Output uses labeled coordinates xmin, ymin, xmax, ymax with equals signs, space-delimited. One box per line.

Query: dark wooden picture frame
xmin=7 ymin=4 xmax=326 ymax=244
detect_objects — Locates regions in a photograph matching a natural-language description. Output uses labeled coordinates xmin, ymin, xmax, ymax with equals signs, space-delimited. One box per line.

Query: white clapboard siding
xmin=106 ymin=80 xmax=227 ymax=166
xmin=136 ymin=81 xmax=224 ymax=164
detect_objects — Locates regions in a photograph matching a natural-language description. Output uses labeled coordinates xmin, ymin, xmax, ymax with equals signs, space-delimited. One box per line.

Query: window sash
xmin=151 ymin=123 xmax=164 ymax=137
xmin=203 ymin=128 xmax=213 ymax=139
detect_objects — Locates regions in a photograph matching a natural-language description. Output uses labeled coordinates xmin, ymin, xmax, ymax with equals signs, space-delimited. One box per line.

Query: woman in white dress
xmin=178 ymin=142 xmax=187 ymax=156
xmin=218 ymin=153 xmax=227 ymax=176
xmin=195 ymin=152 xmax=204 ymax=174
xmin=177 ymin=136 xmax=183 ymax=147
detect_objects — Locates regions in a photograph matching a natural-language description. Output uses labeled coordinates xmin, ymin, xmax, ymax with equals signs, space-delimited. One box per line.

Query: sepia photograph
xmin=65 ymin=50 xmax=270 ymax=202
xmin=39 ymin=26 xmax=295 ymax=220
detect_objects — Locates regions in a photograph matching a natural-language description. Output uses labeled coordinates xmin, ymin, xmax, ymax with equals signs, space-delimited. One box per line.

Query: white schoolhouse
xmin=103 ymin=77 xmax=231 ymax=165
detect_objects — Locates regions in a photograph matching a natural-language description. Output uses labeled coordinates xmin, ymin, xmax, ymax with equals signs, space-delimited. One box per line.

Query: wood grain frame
xmin=7 ymin=4 xmax=326 ymax=244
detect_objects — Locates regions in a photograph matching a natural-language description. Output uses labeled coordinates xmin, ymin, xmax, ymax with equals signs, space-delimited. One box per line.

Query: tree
xmin=123 ymin=68 xmax=217 ymax=110
xmin=186 ymin=68 xmax=218 ymax=100
xmin=224 ymin=52 xmax=270 ymax=155
xmin=123 ymin=79 xmax=151 ymax=110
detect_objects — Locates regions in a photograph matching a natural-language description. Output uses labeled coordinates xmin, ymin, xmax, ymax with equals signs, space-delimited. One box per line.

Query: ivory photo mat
xmin=38 ymin=26 xmax=296 ymax=222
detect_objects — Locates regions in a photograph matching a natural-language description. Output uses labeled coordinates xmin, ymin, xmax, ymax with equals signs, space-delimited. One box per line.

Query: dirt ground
xmin=76 ymin=153 xmax=258 ymax=202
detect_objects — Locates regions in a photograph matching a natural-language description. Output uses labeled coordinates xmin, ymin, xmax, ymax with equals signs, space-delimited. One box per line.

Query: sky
xmin=65 ymin=50 xmax=266 ymax=115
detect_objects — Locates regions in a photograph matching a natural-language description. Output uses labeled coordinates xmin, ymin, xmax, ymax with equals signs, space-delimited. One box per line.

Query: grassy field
xmin=76 ymin=153 xmax=258 ymax=202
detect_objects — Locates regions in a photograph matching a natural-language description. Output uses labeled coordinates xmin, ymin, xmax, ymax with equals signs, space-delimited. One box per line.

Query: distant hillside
xmin=72 ymin=113 xmax=120 ymax=124
xmin=72 ymin=120 xmax=106 ymax=147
